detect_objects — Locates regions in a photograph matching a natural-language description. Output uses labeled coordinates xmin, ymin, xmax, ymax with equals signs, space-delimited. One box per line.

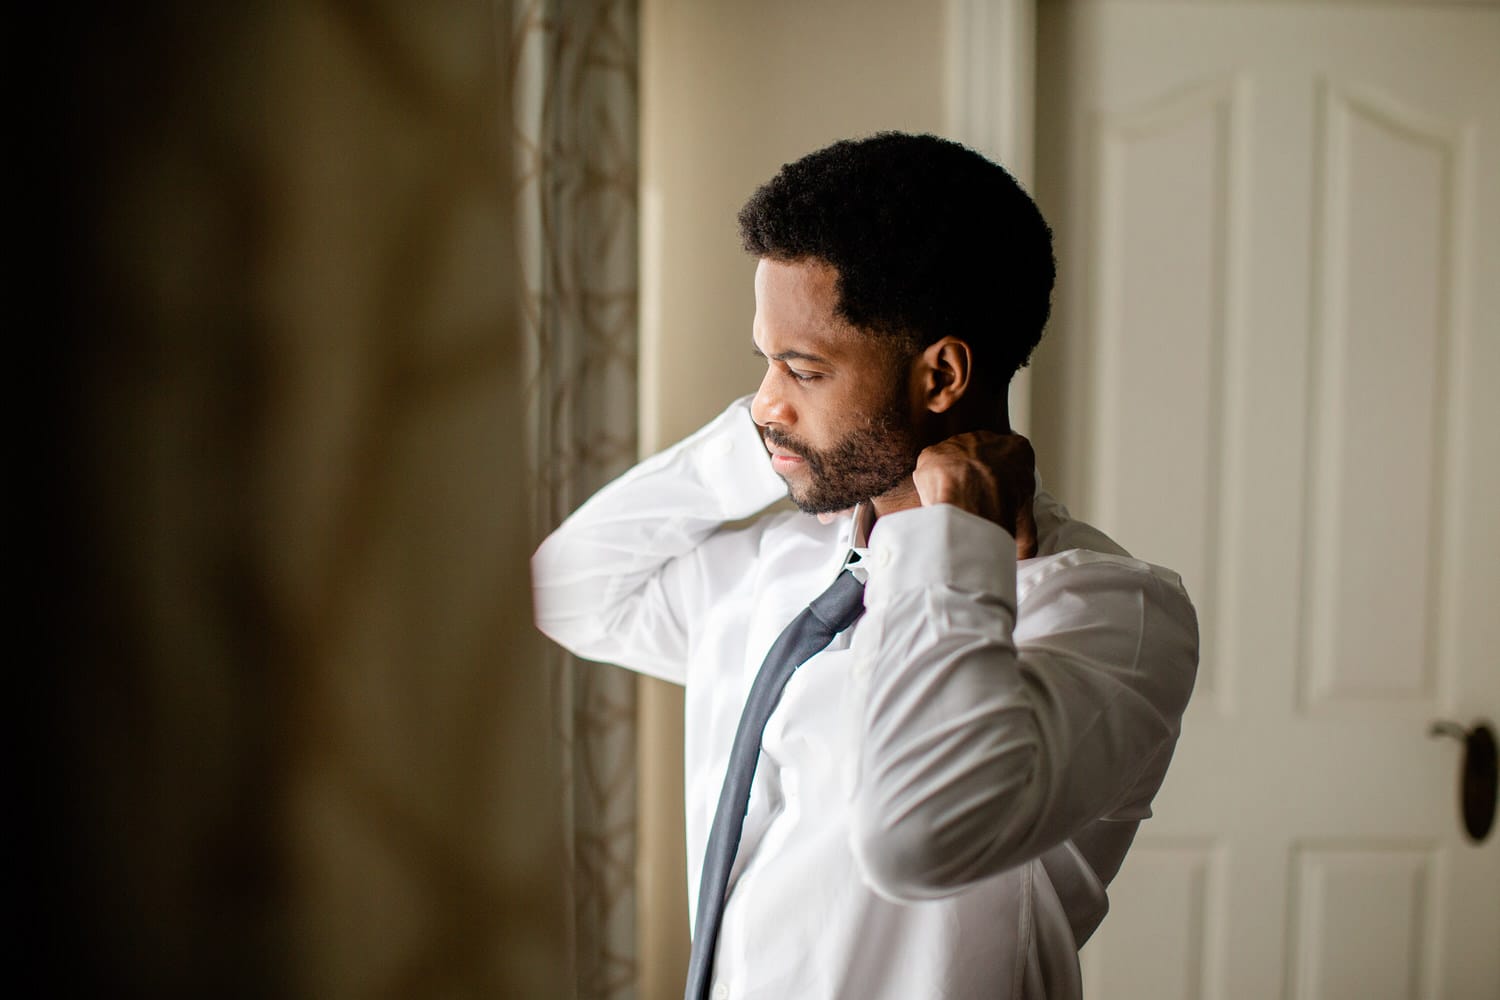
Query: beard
xmin=763 ymin=389 xmax=923 ymax=515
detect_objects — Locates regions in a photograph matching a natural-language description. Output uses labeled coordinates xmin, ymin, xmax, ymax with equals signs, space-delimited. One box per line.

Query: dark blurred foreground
xmin=30 ymin=3 xmax=567 ymax=995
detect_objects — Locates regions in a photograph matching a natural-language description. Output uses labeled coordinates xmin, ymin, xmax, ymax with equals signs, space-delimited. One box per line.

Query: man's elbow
xmin=849 ymin=785 xmax=1039 ymax=903
xmin=529 ymin=574 xmax=603 ymax=656
xmin=532 ymin=596 xmax=612 ymax=660
xmin=846 ymin=755 xmax=1044 ymax=905
xmin=851 ymin=815 xmax=958 ymax=901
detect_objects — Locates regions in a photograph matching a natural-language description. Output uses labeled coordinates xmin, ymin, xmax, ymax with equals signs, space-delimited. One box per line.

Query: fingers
xmin=1014 ymin=497 xmax=1039 ymax=560
xmin=912 ymin=430 xmax=1036 ymax=532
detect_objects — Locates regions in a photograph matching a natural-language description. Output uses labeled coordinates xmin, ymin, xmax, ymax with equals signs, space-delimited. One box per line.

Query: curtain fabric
xmin=511 ymin=2 xmax=641 ymax=997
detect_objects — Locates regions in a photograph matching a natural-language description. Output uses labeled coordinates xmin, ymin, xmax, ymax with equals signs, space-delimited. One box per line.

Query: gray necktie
xmin=684 ymin=567 xmax=868 ymax=1000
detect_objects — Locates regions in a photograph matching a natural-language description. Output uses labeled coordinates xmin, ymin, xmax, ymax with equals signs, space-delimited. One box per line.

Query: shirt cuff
xmin=691 ymin=395 xmax=788 ymax=517
xmin=862 ymin=504 xmax=1018 ymax=611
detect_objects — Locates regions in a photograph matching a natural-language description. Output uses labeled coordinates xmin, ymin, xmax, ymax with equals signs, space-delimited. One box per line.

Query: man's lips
xmin=771 ymin=454 xmax=804 ymax=471
xmin=765 ymin=440 xmax=806 ymax=470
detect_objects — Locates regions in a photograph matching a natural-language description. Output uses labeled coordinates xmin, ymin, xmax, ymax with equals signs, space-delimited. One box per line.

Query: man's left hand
xmin=912 ymin=431 xmax=1038 ymax=560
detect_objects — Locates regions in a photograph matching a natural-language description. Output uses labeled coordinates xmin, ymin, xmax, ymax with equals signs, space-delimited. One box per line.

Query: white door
xmin=1031 ymin=2 xmax=1500 ymax=997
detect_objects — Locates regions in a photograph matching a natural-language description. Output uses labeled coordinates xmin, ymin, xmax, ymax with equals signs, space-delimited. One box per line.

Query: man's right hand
xmin=911 ymin=430 xmax=1038 ymax=560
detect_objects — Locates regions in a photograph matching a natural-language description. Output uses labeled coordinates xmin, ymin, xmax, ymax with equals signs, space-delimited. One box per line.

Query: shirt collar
xmin=840 ymin=502 xmax=876 ymax=583
xmin=851 ymin=502 xmax=876 ymax=548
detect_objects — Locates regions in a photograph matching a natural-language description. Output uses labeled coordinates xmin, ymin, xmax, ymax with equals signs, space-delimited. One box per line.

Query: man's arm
xmin=846 ymin=503 xmax=1199 ymax=901
xmin=531 ymin=397 xmax=786 ymax=684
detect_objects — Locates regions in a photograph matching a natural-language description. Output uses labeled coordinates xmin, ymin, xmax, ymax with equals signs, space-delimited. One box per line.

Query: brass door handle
xmin=1429 ymin=719 xmax=1497 ymax=843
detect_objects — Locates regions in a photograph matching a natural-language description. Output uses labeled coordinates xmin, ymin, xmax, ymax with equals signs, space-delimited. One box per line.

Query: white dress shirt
xmin=532 ymin=398 xmax=1199 ymax=999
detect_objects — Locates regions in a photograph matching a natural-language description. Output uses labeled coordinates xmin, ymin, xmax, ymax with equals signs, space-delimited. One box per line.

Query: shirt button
xmin=875 ymin=546 xmax=893 ymax=568
xmin=712 ymin=983 xmax=730 ymax=1000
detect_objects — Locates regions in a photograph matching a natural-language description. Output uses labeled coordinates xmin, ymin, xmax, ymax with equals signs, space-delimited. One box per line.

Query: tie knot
xmin=841 ymin=546 xmax=871 ymax=584
xmin=807 ymin=568 xmax=866 ymax=632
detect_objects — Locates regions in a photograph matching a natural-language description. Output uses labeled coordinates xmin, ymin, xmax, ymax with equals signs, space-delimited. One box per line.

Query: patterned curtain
xmin=510 ymin=2 xmax=641 ymax=998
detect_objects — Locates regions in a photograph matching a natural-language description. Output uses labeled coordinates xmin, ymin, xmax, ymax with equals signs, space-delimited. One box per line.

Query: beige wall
xmin=637 ymin=2 xmax=947 ymax=994
xmin=640 ymin=0 xmax=949 ymax=451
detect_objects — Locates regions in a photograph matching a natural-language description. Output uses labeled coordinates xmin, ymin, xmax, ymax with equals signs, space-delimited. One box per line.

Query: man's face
xmin=750 ymin=258 xmax=923 ymax=515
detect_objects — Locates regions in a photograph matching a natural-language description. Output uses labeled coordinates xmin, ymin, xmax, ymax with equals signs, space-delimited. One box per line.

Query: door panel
xmin=1034 ymin=3 xmax=1500 ymax=997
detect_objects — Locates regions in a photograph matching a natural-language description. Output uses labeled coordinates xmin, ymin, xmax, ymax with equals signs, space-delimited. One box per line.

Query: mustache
xmin=762 ymin=428 xmax=808 ymax=458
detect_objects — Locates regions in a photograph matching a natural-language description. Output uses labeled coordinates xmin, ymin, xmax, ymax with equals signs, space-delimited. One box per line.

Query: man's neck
xmin=870 ymin=478 xmax=922 ymax=519
xmin=869 ymin=392 xmax=1011 ymax=521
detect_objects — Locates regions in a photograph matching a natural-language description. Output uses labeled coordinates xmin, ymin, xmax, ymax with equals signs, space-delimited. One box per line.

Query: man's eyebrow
xmin=750 ymin=341 xmax=831 ymax=364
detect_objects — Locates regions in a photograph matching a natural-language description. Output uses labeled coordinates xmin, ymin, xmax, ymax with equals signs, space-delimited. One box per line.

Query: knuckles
xmin=913 ymin=431 xmax=1035 ymax=514
xmin=916 ymin=431 xmax=1034 ymax=479
xmin=911 ymin=432 xmax=1038 ymax=549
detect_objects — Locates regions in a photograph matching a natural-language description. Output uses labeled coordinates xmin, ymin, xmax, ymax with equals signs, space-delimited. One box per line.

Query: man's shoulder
xmin=704 ymin=499 xmax=836 ymax=565
xmin=715 ymin=496 xmax=802 ymax=537
xmin=1032 ymin=489 xmax=1131 ymax=560
xmin=1018 ymin=500 xmax=1199 ymax=694
xmin=1025 ymin=489 xmax=1194 ymax=610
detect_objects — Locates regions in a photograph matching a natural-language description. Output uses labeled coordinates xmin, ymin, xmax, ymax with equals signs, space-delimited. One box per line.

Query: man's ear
xmin=919 ymin=337 xmax=974 ymax=413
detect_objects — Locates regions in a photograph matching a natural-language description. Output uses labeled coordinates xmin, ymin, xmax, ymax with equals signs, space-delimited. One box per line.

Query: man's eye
xmin=789 ymin=369 xmax=819 ymax=383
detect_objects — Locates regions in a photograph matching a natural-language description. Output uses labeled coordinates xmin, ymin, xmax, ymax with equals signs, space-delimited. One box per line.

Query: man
xmin=532 ymin=132 xmax=1198 ymax=999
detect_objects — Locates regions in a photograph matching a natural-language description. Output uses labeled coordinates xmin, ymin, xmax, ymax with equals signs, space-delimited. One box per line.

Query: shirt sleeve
xmin=846 ymin=503 xmax=1199 ymax=901
xmin=530 ymin=396 xmax=787 ymax=685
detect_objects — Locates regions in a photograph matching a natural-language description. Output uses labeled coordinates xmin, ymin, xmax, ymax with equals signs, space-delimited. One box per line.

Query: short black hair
xmin=738 ymin=131 xmax=1055 ymax=390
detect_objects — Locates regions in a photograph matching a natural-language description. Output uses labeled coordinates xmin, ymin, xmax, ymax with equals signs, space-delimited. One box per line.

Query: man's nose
xmin=750 ymin=368 xmax=793 ymax=428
